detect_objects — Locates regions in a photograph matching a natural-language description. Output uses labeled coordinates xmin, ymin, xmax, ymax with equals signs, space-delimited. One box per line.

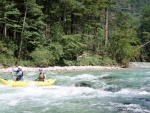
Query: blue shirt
xmin=13 ymin=69 xmax=24 ymax=81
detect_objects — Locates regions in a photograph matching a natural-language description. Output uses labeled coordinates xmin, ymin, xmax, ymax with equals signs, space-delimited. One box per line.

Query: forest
xmin=0 ymin=0 xmax=150 ymax=67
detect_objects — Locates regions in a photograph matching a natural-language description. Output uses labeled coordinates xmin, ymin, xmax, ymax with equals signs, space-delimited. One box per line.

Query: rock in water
xmin=75 ymin=82 xmax=91 ymax=88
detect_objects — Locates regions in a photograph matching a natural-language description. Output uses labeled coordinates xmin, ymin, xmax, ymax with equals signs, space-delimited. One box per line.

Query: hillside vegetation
xmin=0 ymin=0 xmax=150 ymax=67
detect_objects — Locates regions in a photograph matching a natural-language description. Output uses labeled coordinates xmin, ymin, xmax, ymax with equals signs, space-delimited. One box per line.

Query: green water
xmin=0 ymin=69 xmax=150 ymax=113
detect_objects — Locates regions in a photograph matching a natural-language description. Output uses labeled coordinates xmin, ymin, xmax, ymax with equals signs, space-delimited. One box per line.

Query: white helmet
xmin=18 ymin=66 xmax=22 ymax=69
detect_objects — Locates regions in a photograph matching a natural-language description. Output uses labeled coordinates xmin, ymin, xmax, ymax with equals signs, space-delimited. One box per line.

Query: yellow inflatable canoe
xmin=0 ymin=78 xmax=56 ymax=87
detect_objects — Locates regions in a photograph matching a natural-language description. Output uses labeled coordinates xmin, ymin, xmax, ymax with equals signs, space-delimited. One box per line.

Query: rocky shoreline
xmin=0 ymin=66 xmax=121 ymax=73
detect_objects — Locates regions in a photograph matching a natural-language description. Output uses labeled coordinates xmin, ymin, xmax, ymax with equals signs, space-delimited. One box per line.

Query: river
xmin=0 ymin=69 xmax=150 ymax=113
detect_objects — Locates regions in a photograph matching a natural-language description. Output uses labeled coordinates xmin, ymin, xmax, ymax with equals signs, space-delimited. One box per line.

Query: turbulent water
xmin=0 ymin=69 xmax=150 ymax=113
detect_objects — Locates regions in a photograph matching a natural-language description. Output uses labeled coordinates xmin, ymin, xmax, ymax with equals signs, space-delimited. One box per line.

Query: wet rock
xmin=99 ymin=76 xmax=115 ymax=80
xmin=75 ymin=82 xmax=91 ymax=88
xmin=104 ymin=86 xmax=121 ymax=92
xmin=122 ymin=102 xmax=131 ymax=105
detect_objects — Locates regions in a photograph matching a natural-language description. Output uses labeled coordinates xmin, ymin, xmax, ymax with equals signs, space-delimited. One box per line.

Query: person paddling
xmin=13 ymin=66 xmax=24 ymax=81
xmin=35 ymin=68 xmax=47 ymax=81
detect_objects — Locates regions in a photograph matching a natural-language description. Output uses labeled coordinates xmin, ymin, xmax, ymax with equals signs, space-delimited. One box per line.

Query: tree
xmin=0 ymin=1 xmax=21 ymax=38
xmin=138 ymin=6 xmax=150 ymax=61
xmin=109 ymin=12 xmax=140 ymax=66
xmin=62 ymin=34 xmax=86 ymax=61
xmin=16 ymin=0 xmax=46 ymax=62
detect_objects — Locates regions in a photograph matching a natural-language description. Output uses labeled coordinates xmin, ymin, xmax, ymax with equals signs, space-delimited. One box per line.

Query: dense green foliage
xmin=0 ymin=0 xmax=150 ymax=67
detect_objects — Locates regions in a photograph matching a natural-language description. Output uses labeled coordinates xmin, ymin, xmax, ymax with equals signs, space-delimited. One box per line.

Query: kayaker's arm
xmin=14 ymin=71 xmax=23 ymax=77
xmin=12 ymin=68 xmax=23 ymax=76
xmin=12 ymin=69 xmax=18 ymax=72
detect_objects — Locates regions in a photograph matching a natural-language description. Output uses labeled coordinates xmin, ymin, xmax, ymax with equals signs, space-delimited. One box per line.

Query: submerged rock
xmin=75 ymin=82 xmax=91 ymax=88
xmin=104 ymin=86 xmax=121 ymax=92
xmin=99 ymin=76 xmax=115 ymax=80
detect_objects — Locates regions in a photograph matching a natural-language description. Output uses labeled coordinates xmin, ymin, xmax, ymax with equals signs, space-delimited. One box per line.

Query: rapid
xmin=0 ymin=69 xmax=150 ymax=113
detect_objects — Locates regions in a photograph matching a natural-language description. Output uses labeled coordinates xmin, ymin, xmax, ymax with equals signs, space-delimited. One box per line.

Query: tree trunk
xmin=93 ymin=25 xmax=99 ymax=53
xmin=4 ymin=18 xmax=7 ymax=36
xmin=136 ymin=41 xmax=150 ymax=50
xmin=4 ymin=24 xmax=7 ymax=36
xmin=13 ymin=31 xmax=16 ymax=40
xmin=71 ymin=13 xmax=75 ymax=34
xmin=63 ymin=4 xmax=67 ymax=34
xmin=17 ymin=0 xmax=27 ymax=64
xmin=105 ymin=8 xmax=109 ymax=48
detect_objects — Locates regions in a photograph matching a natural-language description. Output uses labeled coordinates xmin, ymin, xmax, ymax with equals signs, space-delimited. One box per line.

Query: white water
xmin=0 ymin=69 xmax=150 ymax=113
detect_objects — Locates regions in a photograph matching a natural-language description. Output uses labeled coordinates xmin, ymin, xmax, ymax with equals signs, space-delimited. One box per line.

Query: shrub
xmin=63 ymin=60 xmax=76 ymax=66
xmin=30 ymin=44 xmax=63 ymax=66
xmin=76 ymin=55 xmax=116 ymax=66
xmin=0 ymin=54 xmax=15 ymax=67
xmin=30 ymin=46 xmax=53 ymax=67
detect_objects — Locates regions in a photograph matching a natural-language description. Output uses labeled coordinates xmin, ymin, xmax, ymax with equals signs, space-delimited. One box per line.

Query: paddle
xmin=11 ymin=68 xmax=14 ymax=80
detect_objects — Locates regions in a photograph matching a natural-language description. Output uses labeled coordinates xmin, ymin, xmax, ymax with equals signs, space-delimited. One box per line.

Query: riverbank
xmin=0 ymin=66 xmax=121 ymax=73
